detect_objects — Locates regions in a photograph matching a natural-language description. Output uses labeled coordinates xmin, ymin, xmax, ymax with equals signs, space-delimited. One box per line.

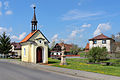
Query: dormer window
xmin=93 ymin=40 xmax=97 ymax=44
xmin=102 ymin=40 xmax=106 ymax=44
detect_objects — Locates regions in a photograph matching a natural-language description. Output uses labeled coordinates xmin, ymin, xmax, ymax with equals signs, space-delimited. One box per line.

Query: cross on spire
xmin=31 ymin=5 xmax=38 ymax=32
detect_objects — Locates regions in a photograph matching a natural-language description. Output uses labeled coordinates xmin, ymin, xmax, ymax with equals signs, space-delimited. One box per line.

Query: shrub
xmin=87 ymin=47 xmax=107 ymax=63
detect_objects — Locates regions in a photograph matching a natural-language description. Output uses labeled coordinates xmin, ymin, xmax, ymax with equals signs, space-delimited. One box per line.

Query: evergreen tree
xmin=0 ymin=32 xmax=12 ymax=58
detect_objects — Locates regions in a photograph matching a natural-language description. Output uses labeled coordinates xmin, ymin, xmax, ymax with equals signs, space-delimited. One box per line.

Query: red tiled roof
xmin=11 ymin=42 xmax=21 ymax=50
xmin=20 ymin=30 xmax=38 ymax=43
xmin=85 ymin=43 xmax=89 ymax=50
xmin=58 ymin=43 xmax=73 ymax=52
xmin=89 ymin=33 xmax=113 ymax=40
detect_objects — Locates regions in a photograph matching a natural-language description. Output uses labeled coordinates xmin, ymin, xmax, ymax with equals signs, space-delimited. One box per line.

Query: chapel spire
xmin=31 ymin=5 xmax=38 ymax=32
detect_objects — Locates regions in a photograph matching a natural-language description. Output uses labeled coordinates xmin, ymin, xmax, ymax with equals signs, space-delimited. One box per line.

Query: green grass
xmin=48 ymin=58 xmax=120 ymax=76
xmin=78 ymin=52 xmax=86 ymax=57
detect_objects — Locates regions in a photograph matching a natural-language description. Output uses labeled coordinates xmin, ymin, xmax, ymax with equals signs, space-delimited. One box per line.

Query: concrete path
xmin=0 ymin=59 xmax=120 ymax=80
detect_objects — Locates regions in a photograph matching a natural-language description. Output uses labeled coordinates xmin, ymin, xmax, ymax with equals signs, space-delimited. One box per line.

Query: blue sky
xmin=0 ymin=0 xmax=120 ymax=47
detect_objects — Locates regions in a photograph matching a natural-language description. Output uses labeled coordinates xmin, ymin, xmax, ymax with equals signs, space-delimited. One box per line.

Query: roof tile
xmin=20 ymin=30 xmax=38 ymax=43
xmin=89 ymin=33 xmax=112 ymax=40
xmin=85 ymin=43 xmax=89 ymax=50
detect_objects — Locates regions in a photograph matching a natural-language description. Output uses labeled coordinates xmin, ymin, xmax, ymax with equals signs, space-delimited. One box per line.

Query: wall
xmin=10 ymin=45 xmax=21 ymax=57
xmin=21 ymin=43 xmax=29 ymax=62
xmin=33 ymin=31 xmax=48 ymax=63
xmin=21 ymin=31 xmax=49 ymax=64
xmin=14 ymin=50 xmax=21 ymax=56
xmin=89 ymin=39 xmax=112 ymax=52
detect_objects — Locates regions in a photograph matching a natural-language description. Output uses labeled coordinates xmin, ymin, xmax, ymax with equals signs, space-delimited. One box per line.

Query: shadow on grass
xmin=48 ymin=61 xmax=59 ymax=64
xmin=48 ymin=61 xmax=70 ymax=65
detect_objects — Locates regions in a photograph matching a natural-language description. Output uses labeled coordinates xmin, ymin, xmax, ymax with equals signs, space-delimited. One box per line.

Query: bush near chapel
xmin=87 ymin=47 xmax=108 ymax=63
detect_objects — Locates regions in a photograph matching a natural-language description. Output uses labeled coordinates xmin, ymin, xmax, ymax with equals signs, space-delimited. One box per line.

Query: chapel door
xmin=36 ymin=47 xmax=42 ymax=63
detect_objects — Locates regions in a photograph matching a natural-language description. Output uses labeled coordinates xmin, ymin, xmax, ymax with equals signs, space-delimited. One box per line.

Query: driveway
xmin=0 ymin=61 xmax=87 ymax=80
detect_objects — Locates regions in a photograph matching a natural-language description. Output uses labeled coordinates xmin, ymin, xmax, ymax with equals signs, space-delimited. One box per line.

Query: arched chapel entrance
xmin=36 ymin=47 xmax=42 ymax=63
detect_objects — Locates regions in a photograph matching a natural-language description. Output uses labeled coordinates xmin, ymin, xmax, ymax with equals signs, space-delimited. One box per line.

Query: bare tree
xmin=50 ymin=40 xmax=56 ymax=50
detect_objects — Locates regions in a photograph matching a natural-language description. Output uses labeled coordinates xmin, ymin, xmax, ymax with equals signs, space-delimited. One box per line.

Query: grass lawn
xmin=48 ymin=58 xmax=120 ymax=77
xmin=78 ymin=52 xmax=86 ymax=57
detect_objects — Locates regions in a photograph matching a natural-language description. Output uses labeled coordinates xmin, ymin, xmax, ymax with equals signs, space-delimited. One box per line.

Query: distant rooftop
xmin=11 ymin=42 xmax=21 ymax=50
xmin=89 ymin=33 xmax=114 ymax=41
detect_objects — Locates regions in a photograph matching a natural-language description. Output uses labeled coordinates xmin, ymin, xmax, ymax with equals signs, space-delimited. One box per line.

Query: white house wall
xmin=29 ymin=31 xmax=48 ymax=63
xmin=89 ymin=40 xmax=112 ymax=52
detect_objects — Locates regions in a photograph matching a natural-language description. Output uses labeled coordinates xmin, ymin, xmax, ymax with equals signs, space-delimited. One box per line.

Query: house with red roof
xmin=9 ymin=42 xmax=21 ymax=58
xmin=51 ymin=43 xmax=73 ymax=56
xmin=85 ymin=43 xmax=89 ymax=52
xmin=87 ymin=33 xmax=115 ymax=52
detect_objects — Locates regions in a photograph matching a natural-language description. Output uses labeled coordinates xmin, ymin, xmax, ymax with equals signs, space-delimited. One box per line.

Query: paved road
xmin=0 ymin=62 xmax=88 ymax=80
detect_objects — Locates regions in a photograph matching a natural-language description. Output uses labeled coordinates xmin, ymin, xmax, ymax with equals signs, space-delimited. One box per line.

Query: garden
xmin=48 ymin=58 xmax=120 ymax=76
xmin=48 ymin=47 xmax=120 ymax=77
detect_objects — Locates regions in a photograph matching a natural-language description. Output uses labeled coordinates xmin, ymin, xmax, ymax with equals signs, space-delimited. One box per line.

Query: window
xmin=39 ymin=40 xmax=42 ymax=43
xmin=93 ymin=40 xmax=97 ymax=44
xmin=24 ymin=48 xmax=26 ymax=56
xmin=44 ymin=42 xmax=48 ymax=45
xmin=51 ymin=53 xmax=53 ymax=55
xmin=102 ymin=40 xmax=106 ymax=44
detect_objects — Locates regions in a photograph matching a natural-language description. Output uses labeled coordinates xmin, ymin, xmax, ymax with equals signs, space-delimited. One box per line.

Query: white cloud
xmin=81 ymin=24 xmax=91 ymax=28
xmin=0 ymin=1 xmax=13 ymax=16
xmin=70 ymin=30 xmax=78 ymax=37
xmin=51 ymin=34 xmax=58 ymax=41
xmin=5 ymin=10 xmax=13 ymax=15
xmin=11 ymin=32 xmax=26 ymax=41
xmin=0 ymin=27 xmax=12 ymax=33
xmin=70 ymin=29 xmax=84 ymax=37
xmin=61 ymin=29 xmax=84 ymax=43
xmin=30 ymin=4 xmax=36 ymax=8
xmin=4 ymin=1 xmax=9 ymax=9
xmin=79 ymin=35 xmax=83 ymax=38
xmin=40 ymin=25 xmax=44 ymax=28
xmin=94 ymin=23 xmax=111 ymax=36
xmin=62 ymin=9 xmax=103 ymax=21
xmin=0 ymin=1 xmax=2 ymax=8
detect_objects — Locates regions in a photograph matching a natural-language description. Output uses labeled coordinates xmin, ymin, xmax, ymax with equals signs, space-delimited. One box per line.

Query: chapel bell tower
xmin=31 ymin=5 xmax=38 ymax=32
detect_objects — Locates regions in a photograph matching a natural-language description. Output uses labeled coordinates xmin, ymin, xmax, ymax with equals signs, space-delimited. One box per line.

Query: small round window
xmin=39 ymin=40 xmax=42 ymax=43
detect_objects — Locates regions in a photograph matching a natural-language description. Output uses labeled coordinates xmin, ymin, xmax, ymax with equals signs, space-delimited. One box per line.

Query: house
xmin=85 ymin=43 xmax=89 ymax=52
xmin=10 ymin=42 xmax=21 ymax=58
xmin=88 ymin=33 xmax=115 ymax=52
xmin=20 ymin=6 xmax=49 ymax=63
xmin=51 ymin=43 xmax=73 ymax=56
